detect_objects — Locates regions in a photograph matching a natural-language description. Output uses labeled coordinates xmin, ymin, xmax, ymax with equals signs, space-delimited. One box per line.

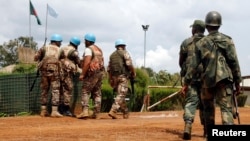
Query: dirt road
xmin=0 ymin=107 xmax=249 ymax=141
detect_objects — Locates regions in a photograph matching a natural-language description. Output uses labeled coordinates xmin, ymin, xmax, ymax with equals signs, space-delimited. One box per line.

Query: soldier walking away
xmin=182 ymin=11 xmax=242 ymax=139
xmin=59 ymin=37 xmax=81 ymax=117
xmin=179 ymin=20 xmax=205 ymax=140
xmin=34 ymin=34 xmax=65 ymax=118
xmin=107 ymin=39 xmax=136 ymax=119
xmin=76 ymin=33 xmax=105 ymax=119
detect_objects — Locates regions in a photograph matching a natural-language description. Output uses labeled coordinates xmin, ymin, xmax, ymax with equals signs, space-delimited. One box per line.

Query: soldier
xmin=182 ymin=11 xmax=242 ymax=138
xmin=59 ymin=37 xmax=81 ymax=116
xmin=76 ymin=33 xmax=105 ymax=119
xmin=107 ymin=39 xmax=136 ymax=119
xmin=34 ymin=34 xmax=65 ymax=117
xmin=179 ymin=20 xmax=205 ymax=140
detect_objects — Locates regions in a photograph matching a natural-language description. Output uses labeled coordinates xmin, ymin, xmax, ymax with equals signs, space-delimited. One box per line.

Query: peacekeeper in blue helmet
xmin=77 ymin=33 xmax=105 ymax=119
xmin=107 ymin=39 xmax=136 ymax=119
xmin=34 ymin=34 xmax=66 ymax=118
xmin=59 ymin=36 xmax=82 ymax=117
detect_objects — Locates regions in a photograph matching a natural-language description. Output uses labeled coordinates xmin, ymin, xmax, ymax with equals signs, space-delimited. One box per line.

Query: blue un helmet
xmin=115 ymin=39 xmax=126 ymax=47
xmin=50 ymin=34 xmax=63 ymax=42
xmin=84 ymin=33 xmax=96 ymax=43
xmin=70 ymin=37 xmax=81 ymax=46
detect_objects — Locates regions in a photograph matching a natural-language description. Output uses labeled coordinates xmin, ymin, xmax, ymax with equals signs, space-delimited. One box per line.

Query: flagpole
xmin=29 ymin=0 xmax=31 ymax=48
xmin=45 ymin=4 xmax=48 ymax=44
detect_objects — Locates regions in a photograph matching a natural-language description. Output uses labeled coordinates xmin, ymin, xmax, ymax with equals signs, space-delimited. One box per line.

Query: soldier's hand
xmin=235 ymin=83 xmax=241 ymax=96
xmin=181 ymin=85 xmax=188 ymax=97
xmin=79 ymin=74 xmax=84 ymax=81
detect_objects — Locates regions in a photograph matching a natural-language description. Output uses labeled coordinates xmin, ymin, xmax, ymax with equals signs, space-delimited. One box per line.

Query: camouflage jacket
xmin=60 ymin=45 xmax=80 ymax=73
xmin=179 ymin=33 xmax=204 ymax=83
xmin=179 ymin=36 xmax=192 ymax=77
xmin=184 ymin=31 xmax=242 ymax=88
xmin=34 ymin=44 xmax=65 ymax=73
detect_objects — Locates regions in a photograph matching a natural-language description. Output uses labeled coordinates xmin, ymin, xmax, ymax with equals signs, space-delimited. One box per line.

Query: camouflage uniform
xmin=77 ymin=44 xmax=105 ymax=119
xmin=59 ymin=45 xmax=81 ymax=116
xmin=34 ymin=44 xmax=65 ymax=117
xmin=184 ymin=31 xmax=242 ymax=135
xmin=180 ymin=34 xmax=205 ymax=121
xmin=179 ymin=20 xmax=205 ymax=140
xmin=107 ymin=47 xmax=135 ymax=119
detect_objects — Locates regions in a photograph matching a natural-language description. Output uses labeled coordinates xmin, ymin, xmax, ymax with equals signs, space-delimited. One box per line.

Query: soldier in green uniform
xmin=179 ymin=20 xmax=205 ymax=140
xmin=182 ymin=11 xmax=242 ymax=138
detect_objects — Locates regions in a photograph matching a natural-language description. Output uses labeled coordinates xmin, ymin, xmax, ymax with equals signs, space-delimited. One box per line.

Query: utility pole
xmin=142 ymin=25 xmax=149 ymax=68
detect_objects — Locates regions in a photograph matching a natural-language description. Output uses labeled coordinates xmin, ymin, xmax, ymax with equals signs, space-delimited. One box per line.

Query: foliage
xmin=13 ymin=64 xmax=37 ymax=73
xmin=135 ymin=68 xmax=149 ymax=88
xmin=0 ymin=36 xmax=38 ymax=68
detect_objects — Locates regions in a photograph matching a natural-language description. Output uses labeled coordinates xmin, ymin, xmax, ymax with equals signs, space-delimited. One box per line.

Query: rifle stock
xmin=29 ymin=70 xmax=39 ymax=92
xmin=29 ymin=37 xmax=47 ymax=92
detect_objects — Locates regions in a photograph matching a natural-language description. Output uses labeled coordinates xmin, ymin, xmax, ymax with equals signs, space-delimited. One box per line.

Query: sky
xmin=0 ymin=0 xmax=250 ymax=76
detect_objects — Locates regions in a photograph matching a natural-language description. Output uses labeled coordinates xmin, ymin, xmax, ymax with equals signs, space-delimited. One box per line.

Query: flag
xmin=30 ymin=1 xmax=42 ymax=25
xmin=47 ymin=4 xmax=58 ymax=18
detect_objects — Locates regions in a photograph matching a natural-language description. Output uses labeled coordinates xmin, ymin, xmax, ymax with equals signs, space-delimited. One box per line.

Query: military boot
xmin=91 ymin=112 xmax=101 ymax=119
xmin=63 ymin=105 xmax=73 ymax=117
xmin=76 ymin=108 xmax=89 ymax=119
xmin=91 ymin=109 xmax=101 ymax=119
xmin=51 ymin=106 xmax=63 ymax=118
xmin=122 ymin=108 xmax=129 ymax=119
xmin=108 ymin=109 xmax=117 ymax=119
xmin=40 ymin=106 xmax=49 ymax=117
xmin=183 ymin=122 xmax=192 ymax=140
xmin=58 ymin=104 xmax=64 ymax=115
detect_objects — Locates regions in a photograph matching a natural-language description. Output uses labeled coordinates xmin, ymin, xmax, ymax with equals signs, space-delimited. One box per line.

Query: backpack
xmin=202 ymin=36 xmax=233 ymax=87
xmin=88 ymin=45 xmax=104 ymax=72
xmin=40 ymin=45 xmax=61 ymax=75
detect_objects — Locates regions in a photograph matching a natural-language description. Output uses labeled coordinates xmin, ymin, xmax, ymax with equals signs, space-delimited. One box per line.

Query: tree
xmin=0 ymin=36 xmax=38 ymax=68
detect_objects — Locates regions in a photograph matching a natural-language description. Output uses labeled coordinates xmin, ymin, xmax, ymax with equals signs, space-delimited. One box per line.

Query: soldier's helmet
xmin=205 ymin=11 xmax=222 ymax=26
xmin=70 ymin=37 xmax=81 ymax=46
xmin=84 ymin=33 xmax=96 ymax=43
xmin=50 ymin=34 xmax=63 ymax=42
xmin=115 ymin=39 xmax=126 ymax=47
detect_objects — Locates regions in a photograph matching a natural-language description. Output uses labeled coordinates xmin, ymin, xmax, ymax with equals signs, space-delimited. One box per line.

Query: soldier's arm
xmin=124 ymin=52 xmax=136 ymax=78
xmin=80 ymin=56 xmax=91 ymax=79
xmin=225 ymin=40 xmax=242 ymax=84
xmin=34 ymin=47 xmax=45 ymax=62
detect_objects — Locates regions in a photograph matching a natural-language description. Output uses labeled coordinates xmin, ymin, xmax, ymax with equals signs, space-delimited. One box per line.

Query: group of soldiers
xmin=34 ymin=33 xmax=136 ymax=120
xmin=179 ymin=11 xmax=242 ymax=140
xmin=33 ymin=10 xmax=242 ymax=140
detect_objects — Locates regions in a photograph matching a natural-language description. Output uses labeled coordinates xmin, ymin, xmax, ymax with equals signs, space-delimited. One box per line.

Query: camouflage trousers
xmin=40 ymin=74 xmax=60 ymax=106
xmin=60 ymin=73 xmax=73 ymax=106
xmin=183 ymin=83 xmax=204 ymax=125
xmin=80 ymin=71 xmax=103 ymax=113
xmin=201 ymin=81 xmax=234 ymax=128
xmin=110 ymin=75 xmax=129 ymax=112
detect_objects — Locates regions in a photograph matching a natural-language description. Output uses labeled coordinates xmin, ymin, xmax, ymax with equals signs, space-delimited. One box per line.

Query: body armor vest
xmin=109 ymin=50 xmax=130 ymax=76
xmin=88 ymin=45 xmax=104 ymax=71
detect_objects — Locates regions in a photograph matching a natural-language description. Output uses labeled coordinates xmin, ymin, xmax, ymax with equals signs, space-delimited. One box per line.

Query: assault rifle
xmin=29 ymin=37 xmax=47 ymax=92
xmin=29 ymin=70 xmax=40 ymax=92
xmin=127 ymin=77 xmax=137 ymax=111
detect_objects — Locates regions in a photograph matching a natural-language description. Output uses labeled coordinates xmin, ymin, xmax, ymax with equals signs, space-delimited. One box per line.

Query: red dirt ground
xmin=0 ymin=107 xmax=249 ymax=141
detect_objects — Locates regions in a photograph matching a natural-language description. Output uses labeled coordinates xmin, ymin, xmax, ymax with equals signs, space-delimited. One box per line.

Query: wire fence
xmin=0 ymin=73 xmax=83 ymax=116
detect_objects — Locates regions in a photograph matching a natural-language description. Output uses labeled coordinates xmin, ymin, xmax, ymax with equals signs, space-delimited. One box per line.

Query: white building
xmin=241 ymin=76 xmax=250 ymax=106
